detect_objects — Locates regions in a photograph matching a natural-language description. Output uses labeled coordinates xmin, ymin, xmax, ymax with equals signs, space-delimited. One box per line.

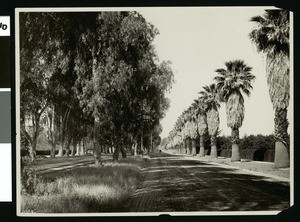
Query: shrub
xmin=21 ymin=156 xmax=37 ymax=195
xmin=239 ymin=134 xmax=275 ymax=150
xmin=217 ymin=134 xmax=277 ymax=162
xmin=216 ymin=136 xmax=231 ymax=150
xmin=264 ymin=149 xmax=275 ymax=162
xmin=217 ymin=134 xmax=276 ymax=151
xmin=219 ymin=149 xmax=231 ymax=158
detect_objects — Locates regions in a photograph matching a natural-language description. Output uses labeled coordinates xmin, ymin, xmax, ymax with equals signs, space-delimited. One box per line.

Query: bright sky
xmin=138 ymin=7 xmax=292 ymax=139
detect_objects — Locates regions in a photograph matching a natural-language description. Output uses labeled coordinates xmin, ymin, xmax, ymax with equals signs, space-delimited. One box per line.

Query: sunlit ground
xmin=21 ymin=156 xmax=147 ymax=213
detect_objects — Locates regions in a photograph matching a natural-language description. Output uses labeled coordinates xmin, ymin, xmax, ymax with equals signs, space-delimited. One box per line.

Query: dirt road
xmin=122 ymin=152 xmax=290 ymax=212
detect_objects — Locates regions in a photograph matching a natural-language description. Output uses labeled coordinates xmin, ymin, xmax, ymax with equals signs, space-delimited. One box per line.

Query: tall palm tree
xmin=199 ymin=84 xmax=220 ymax=159
xmin=176 ymin=116 xmax=185 ymax=154
xmin=190 ymin=103 xmax=199 ymax=155
xmin=184 ymin=109 xmax=193 ymax=155
xmin=194 ymin=98 xmax=208 ymax=157
xmin=249 ymin=10 xmax=290 ymax=167
xmin=176 ymin=112 xmax=186 ymax=154
xmin=214 ymin=60 xmax=255 ymax=161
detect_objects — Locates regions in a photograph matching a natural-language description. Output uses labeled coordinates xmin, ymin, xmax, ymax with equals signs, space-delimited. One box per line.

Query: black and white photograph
xmin=16 ymin=7 xmax=293 ymax=216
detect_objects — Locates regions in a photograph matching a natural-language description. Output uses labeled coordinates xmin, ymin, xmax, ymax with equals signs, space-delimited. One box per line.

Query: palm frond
xmin=250 ymin=15 xmax=265 ymax=24
xmin=249 ymin=9 xmax=289 ymax=57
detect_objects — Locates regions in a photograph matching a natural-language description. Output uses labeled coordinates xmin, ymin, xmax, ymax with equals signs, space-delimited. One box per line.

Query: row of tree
xmin=20 ymin=12 xmax=174 ymax=165
xmin=164 ymin=10 xmax=290 ymax=168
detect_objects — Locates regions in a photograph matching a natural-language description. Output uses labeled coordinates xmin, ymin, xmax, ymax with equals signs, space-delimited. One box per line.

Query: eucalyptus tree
xmin=74 ymin=12 xmax=173 ymax=163
xmin=249 ymin=10 xmax=290 ymax=167
xmin=214 ymin=60 xmax=255 ymax=161
xmin=199 ymin=84 xmax=220 ymax=159
xmin=74 ymin=12 xmax=128 ymax=164
xmin=116 ymin=14 xmax=173 ymax=159
xmin=19 ymin=12 xmax=72 ymax=162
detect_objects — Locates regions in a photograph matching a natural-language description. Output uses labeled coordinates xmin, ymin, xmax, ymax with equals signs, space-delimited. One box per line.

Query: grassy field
xmin=21 ymin=156 xmax=148 ymax=213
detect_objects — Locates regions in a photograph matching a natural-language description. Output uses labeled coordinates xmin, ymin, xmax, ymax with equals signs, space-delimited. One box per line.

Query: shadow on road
xmin=121 ymin=153 xmax=289 ymax=212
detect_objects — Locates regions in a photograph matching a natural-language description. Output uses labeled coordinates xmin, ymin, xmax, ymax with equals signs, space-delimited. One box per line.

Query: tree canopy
xmin=20 ymin=11 xmax=174 ymax=163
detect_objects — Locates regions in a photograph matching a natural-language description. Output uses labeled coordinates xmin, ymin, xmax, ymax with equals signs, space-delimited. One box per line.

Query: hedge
xmin=219 ymin=148 xmax=275 ymax=162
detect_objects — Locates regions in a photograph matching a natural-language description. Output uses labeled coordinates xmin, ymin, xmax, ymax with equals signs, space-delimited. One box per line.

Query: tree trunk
xmin=151 ymin=132 xmax=153 ymax=153
xmin=191 ymin=139 xmax=197 ymax=155
xmin=47 ymin=105 xmax=56 ymax=158
xmin=189 ymin=138 xmax=193 ymax=155
xmin=93 ymin=117 xmax=101 ymax=166
xmin=30 ymin=114 xmax=40 ymax=162
xmin=274 ymin=142 xmax=289 ymax=168
xmin=82 ymin=138 xmax=86 ymax=155
xmin=274 ymin=107 xmax=289 ymax=167
xmin=28 ymin=143 xmax=36 ymax=163
xmin=231 ymin=127 xmax=240 ymax=161
xmin=183 ymin=139 xmax=187 ymax=154
xmin=79 ymin=140 xmax=85 ymax=156
xmin=141 ymin=134 xmax=144 ymax=155
xmin=210 ymin=135 xmax=217 ymax=159
xmin=21 ymin=114 xmax=33 ymax=162
xmin=199 ymin=136 xmax=205 ymax=157
xmin=186 ymin=140 xmax=189 ymax=154
xmin=134 ymin=142 xmax=137 ymax=156
xmin=50 ymin=144 xmax=56 ymax=158
xmin=22 ymin=105 xmax=48 ymax=163
xmin=64 ymin=136 xmax=71 ymax=157
xmin=113 ymin=142 xmax=120 ymax=161
xmin=186 ymin=138 xmax=190 ymax=155
xmin=71 ymin=140 xmax=76 ymax=157
xmin=121 ymin=147 xmax=127 ymax=158
xmin=57 ymin=115 xmax=64 ymax=157
xmin=180 ymin=142 xmax=184 ymax=154
xmin=57 ymin=145 xmax=63 ymax=157
xmin=76 ymin=142 xmax=80 ymax=156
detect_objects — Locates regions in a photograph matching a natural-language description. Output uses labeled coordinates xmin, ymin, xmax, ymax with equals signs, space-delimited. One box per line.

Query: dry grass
xmin=21 ymin=156 xmax=147 ymax=213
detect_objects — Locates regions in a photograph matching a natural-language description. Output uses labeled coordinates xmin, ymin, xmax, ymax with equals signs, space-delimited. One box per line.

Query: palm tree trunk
xmin=231 ymin=127 xmax=240 ymax=161
xmin=274 ymin=107 xmax=289 ymax=167
xmin=210 ymin=135 xmax=217 ymax=159
xmin=199 ymin=136 xmax=205 ymax=157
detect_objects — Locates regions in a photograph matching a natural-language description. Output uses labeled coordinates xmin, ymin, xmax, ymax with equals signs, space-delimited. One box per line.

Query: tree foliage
xmin=20 ymin=11 xmax=174 ymax=163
